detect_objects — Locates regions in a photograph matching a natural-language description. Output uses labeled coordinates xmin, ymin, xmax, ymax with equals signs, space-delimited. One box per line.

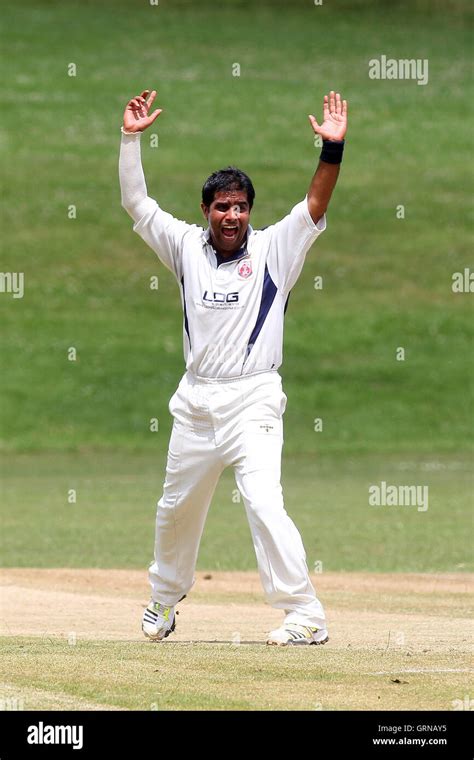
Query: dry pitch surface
xmin=1 ymin=570 xmax=472 ymax=711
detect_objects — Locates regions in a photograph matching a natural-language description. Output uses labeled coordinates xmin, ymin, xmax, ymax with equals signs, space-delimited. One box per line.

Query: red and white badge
xmin=238 ymin=259 xmax=253 ymax=279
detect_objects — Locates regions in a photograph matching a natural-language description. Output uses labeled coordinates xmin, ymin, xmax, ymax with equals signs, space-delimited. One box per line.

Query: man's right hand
xmin=123 ymin=89 xmax=162 ymax=133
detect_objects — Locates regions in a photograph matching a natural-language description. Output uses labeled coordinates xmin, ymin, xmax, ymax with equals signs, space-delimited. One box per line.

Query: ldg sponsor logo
xmin=202 ymin=290 xmax=239 ymax=304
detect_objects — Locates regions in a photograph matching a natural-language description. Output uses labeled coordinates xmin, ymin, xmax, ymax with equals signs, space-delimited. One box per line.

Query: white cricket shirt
xmin=120 ymin=133 xmax=326 ymax=380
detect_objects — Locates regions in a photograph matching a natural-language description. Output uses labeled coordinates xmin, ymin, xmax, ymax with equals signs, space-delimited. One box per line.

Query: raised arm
xmin=307 ymin=91 xmax=348 ymax=223
xmin=119 ymin=89 xmax=162 ymax=220
xmin=119 ymin=90 xmax=192 ymax=279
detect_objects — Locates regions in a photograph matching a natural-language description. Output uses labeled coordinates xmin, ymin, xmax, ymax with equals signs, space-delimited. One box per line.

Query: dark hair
xmin=201 ymin=166 xmax=255 ymax=209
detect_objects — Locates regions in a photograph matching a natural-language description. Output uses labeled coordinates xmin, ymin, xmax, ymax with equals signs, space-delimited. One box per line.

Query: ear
xmin=200 ymin=202 xmax=209 ymax=220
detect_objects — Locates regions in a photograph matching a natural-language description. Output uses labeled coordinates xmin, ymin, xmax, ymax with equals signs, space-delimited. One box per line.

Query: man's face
xmin=201 ymin=190 xmax=250 ymax=255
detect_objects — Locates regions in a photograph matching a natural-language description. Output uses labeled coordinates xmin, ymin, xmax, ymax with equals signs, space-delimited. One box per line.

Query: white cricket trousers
xmin=148 ymin=370 xmax=326 ymax=628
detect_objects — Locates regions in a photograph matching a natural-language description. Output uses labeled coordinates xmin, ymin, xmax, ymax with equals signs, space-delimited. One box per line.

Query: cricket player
xmin=119 ymin=88 xmax=347 ymax=645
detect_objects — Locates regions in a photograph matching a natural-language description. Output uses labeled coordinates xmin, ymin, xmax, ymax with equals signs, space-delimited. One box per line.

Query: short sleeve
xmin=263 ymin=197 xmax=326 ymax=295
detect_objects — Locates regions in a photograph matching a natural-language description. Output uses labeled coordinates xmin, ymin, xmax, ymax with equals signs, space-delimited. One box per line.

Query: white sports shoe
xmin=267 ymin=623 xmax=329 ymax=646
xmin=142 ymin=602 xmax=176 ymax=641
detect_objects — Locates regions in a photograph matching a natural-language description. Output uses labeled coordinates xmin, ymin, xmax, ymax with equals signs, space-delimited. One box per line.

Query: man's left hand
xmin=309 ymin=91 xmax=348 ymax=142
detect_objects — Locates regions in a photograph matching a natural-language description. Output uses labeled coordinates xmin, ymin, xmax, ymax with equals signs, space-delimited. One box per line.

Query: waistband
xmin=185 ymin=369 xmax=280 ymax=385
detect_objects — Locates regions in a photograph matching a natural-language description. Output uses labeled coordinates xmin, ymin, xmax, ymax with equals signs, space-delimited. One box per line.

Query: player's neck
xmin=209 ymin=232 xmax=247 ymax=259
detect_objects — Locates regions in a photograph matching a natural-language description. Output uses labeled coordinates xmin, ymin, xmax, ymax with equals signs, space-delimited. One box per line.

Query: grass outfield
xmin=0 ymin=0 xmax=472 ymax=456
xmin=0 ymin=569 xmax=472 ymax=711
xmin=1 ymin=451 xmax=472 ymax=572
xmin=0 ymin=0 xmax=472 ymax=716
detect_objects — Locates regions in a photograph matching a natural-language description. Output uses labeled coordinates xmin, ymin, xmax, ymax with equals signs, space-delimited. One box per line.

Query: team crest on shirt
xmin=238 ymin=259 xmax=253 ymax=279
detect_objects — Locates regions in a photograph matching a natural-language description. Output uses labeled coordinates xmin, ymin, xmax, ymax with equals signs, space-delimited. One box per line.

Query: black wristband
xmin=320 ymin=139 xmax=345 ymax=165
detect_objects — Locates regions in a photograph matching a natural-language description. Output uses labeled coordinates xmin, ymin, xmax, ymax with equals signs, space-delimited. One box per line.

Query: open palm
xmin=309 ymin=91 xmax=347 ymax=142
xmin=123 ymin=89 xmax=162 ymax=133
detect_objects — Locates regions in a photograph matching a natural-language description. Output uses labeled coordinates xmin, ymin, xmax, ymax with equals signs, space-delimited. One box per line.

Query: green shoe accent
xmin=153 ymin=603 xmax=170 ymax=622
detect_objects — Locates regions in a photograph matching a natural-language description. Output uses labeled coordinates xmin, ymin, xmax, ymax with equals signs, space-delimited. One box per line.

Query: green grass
xmin=0 ymin=637 xmax=470 ymax=711
xmin=0 ymin=0 xmax=472 ymax=456
xmin=1 ymin=451 xmax=471 ymax=571
xmin=1 ymin=1 xmax=472 ymax=719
